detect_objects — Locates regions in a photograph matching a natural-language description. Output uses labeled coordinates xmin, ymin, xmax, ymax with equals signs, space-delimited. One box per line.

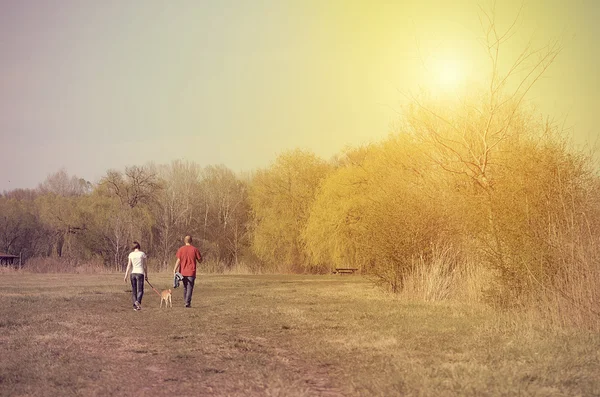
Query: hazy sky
xmin=1 ymin=0 xmax=598 ymax=191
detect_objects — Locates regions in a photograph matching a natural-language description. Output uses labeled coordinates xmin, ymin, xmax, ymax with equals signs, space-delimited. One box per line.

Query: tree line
xmin=0 ymin=163 xmax=250 ymax=272
xmin=3 ymin=105 xmax=598 ymax=301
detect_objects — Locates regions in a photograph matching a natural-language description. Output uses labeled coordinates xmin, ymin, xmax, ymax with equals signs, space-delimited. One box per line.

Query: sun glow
xmin=431 ymin=57 xmax=467 ymax=92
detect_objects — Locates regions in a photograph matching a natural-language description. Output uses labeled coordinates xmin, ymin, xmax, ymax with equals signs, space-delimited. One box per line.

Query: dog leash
xmin=145 ymin=279 xmax=162 ymax=297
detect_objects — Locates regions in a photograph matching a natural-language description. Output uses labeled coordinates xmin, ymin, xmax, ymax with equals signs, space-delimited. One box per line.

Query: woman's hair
xmin=132 ymin=241 xmax=141 ymax=250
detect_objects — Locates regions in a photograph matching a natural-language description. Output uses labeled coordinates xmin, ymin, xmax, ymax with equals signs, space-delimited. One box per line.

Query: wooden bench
xmin=333 ymin=268 xmax=358 ymax=275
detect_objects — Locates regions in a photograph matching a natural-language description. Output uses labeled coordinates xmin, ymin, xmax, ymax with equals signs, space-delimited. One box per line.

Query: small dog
xmin=160 ymin=289 xmax=172 ymax=308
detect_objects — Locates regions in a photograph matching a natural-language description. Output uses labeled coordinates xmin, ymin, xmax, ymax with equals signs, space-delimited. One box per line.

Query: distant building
xmin=0 ymin=252 xmax=19 ymax=267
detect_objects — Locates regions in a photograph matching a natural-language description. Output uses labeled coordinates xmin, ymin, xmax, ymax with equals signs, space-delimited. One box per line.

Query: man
xmin=173 ymin=235 xmax=202 ymax=308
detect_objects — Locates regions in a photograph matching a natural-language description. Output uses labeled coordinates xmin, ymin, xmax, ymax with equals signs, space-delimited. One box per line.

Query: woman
xmin=123 ymin=241 xmax=148 ymax=311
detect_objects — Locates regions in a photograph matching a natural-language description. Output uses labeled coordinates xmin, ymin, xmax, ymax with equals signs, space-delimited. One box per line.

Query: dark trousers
xmin=130 ymin=273 xmax=145 ymax=306
xmin=182 ymin=276 xmax=196 ymax=307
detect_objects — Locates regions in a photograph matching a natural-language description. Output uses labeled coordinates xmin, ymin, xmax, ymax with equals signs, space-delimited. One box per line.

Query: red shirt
xmin=176 ymin=245 xmax=202 ymax=277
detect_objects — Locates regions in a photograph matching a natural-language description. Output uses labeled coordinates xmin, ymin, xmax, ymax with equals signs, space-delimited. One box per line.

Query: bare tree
xmin=406 ymin=3 xmax=561 ymax=192
xmin=100 ymin=165 xmax=162 ymax=209
xmin=153 ymin=161 xmax=202 ymax=268
xmin=399 ymin=5 xmax=600 ymax=315
xmin=38 ymin=168 xmax=91 ymax=197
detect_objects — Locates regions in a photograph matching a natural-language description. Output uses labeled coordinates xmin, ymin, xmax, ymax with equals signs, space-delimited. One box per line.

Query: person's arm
xmin=143 ymin=254 xmax=148 ymax=281
xmin=173 ymin=258 xmax=181 ymax=274
xmin=196 ymin=248 xmax=203 ymax=264
xmin=123 ymin=258 xmax=132 ymax=282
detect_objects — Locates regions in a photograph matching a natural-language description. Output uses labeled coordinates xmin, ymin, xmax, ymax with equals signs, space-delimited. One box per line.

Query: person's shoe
xmin=134 ymin=301 xmax=141 ymax=310
xmin=185 ymin=304 xmax=191 ymax=308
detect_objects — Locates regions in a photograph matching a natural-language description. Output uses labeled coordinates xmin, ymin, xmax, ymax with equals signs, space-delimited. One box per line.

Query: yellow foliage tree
xmin=304 ymin=135 xmax=458 ymax=290
xmin=250 ymin=149 xmax=331 ymax=272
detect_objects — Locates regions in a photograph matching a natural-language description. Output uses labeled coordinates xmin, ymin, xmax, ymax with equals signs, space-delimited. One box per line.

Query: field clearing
xmin=0 ymin=273 xmax=599 ymax=396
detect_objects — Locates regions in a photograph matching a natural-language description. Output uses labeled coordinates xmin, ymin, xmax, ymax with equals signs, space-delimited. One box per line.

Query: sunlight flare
xmin=431 ymin=57 xmax=467 ymax=92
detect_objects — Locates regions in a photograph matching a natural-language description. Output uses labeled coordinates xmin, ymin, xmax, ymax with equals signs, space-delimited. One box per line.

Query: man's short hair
xmin=184 ymin=235 xmax=192 ymax=244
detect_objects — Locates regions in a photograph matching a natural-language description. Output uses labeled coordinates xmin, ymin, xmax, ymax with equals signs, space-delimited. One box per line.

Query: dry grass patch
xmin=0 ymin=273 xmax=598 ymax=396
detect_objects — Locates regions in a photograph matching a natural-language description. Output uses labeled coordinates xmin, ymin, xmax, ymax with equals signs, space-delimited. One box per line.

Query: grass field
xmin=0 ymin=273 xmax=599 ymax=396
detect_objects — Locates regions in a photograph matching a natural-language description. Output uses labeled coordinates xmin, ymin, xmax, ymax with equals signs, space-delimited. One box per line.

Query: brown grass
xmin=400 ymin=247 xmax=492 ymax=304
xmin=0 ymin=273 xmax=599 ymax=396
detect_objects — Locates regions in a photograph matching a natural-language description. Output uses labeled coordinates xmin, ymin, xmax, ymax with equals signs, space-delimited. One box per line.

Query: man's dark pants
xmin=182 ymin=276 xmax=196 ymax=307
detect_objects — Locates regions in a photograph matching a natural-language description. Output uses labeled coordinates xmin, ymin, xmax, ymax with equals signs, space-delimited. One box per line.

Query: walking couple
xmin=123 ymin=235 xmax=203 ymax=310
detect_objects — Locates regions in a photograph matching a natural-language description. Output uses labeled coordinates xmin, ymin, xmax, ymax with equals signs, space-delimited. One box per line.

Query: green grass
xmin=0 ymin=273 xmax=599 ymax=396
